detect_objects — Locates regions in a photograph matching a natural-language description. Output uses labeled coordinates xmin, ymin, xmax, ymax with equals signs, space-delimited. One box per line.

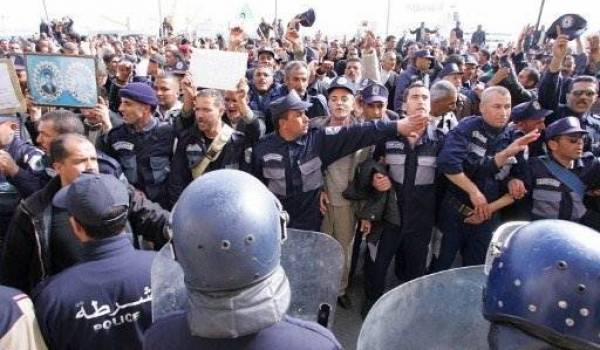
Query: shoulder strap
xmin=191 ymin=124 xmax=235 ymax=179
xmin=540 ymin=157 xmax=586 ymax=198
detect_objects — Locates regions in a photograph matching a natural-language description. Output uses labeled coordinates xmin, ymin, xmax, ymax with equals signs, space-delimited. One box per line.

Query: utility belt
xmin=443 ymin=194 xmax=473 ymax=218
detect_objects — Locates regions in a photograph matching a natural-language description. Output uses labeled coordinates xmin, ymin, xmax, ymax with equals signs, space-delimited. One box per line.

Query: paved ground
xmin=329 ymin=244 xmax=402 ymax=350
xmin=329 ymin=234 xmax=459 ymax=350
xmin=331 ymin=272 xmax=367 ymax=350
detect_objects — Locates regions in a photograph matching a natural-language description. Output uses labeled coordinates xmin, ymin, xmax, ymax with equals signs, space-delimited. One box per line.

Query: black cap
xmin=414 ymin=49 xmax=434 ymax=60
xmin=511 ymin=100 xmax=553 ymax=122
xmin=149 ymin=53 xmax=166 ymax=67
xmin=269 ymin=90 xmax=312 ymax=123
xmin=257 ymin=47 xmax=276 ymax=58
xmin=546 ymin=14 xmax=587 ymax=41
xmin=166 ymin=59 xmax=188 ymax=75
xmin=296 ymin=8 xmax=316 ymax=27
xmin=52 ymin=173 xmax=129 ymax=227
xmin=545 ymin=116 xmax=588 ymax=140
xmin=360 ymin=82 xmax=388 ymax=104
xmin=439 ymin=63 xmax=463 ymax=78
xmin=463 ymin=55 xmax=478 ymax=66
xmin=327 ymin=76 xmax=356 ymax=95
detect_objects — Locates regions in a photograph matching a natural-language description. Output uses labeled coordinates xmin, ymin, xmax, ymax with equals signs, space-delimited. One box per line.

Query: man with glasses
xmin=539 ymin=32 xmax=600 ymax=154
xmin=512 ymin=117 xmax=600 ymax=229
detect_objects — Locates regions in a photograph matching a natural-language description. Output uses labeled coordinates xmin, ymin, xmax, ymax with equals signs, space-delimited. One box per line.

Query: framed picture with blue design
xmin=26 ymin=54 xmax=98 ymax=108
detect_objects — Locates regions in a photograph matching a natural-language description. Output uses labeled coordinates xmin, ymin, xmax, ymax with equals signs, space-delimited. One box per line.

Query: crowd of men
xmin=0 ymin=12 xmax=600 ymax=349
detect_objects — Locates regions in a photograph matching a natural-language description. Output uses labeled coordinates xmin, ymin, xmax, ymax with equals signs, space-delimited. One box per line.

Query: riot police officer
xmin=104 ymin=82 xmax=174 ymax=208
xmin=251 ymin=90 xmax=429 ymax=231
xmin=143 ymin=170 xmax=342 ymax=350
xmin=484 ymin=220 xmax=600 ymax=349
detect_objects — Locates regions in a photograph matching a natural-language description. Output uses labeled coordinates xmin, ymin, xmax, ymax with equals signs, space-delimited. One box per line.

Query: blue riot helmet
xmin=170 ymin=169 xmax=288 ymax=292
xmin=483 ymin=220 xmax=600 ymax=350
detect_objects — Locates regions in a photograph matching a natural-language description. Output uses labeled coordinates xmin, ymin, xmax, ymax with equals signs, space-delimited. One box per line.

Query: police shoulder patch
xmin=186 ymin=144 xmax=203 ymax=152
xmin=263 ymin=153 xmax=283 ymax=162
xmin=536 ymin=178 xmax=562 ymax=187
xmin=26 ymin=154 xmax=45 ymax=171
xmin=325 ymin=126 xmax=342 ymax=135
xmin=372 ymin=85 xmax=380 ymax=95
xmin=386 ymin=141 xmax=404 ymax=150
xmin=472 ymin=130 xmax=487 ymax=144
xmin=112 ymin=141 xmax=135 ymax=151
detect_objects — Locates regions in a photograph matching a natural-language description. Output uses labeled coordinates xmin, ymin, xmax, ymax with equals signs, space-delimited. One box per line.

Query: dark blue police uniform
xmin=143 ymin=313 xmax=341 ymax=350
xmin=432 ymin=116 xmax=523 ymax=271
xmin=1 ymin=137 xmax=44 ymax=242
xmin=33 ymin=235 xmax=155 ymax=350
xmin=167 ymin=124 xmax=250 ymax=208
xmin=105 ymin=118 xmax=173 ymax=208
xmin=517 ymin=117 xmax=600 ymax=225
xmin=252 ymin=121 xmax=399 ymax=231
xmin=364 ymin=124 xmax=445 ymax=300
xmin=2 ymin=137 xmax=45 ymax=197
xmin=522 ymin=154 xmax=600 ymax=222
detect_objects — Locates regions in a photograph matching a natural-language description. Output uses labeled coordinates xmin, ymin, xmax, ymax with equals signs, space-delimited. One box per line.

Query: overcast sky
xmin=2 ymin=0 xmax=598 ymax=41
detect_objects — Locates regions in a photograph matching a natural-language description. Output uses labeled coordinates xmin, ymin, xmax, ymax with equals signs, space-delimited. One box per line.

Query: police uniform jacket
xmin=105 ymin=118 xmax=174 ymax=207
xmin=33 ymin=235 xmax=155 ymax=350
xmin=142 ymin=313 xmax=341 ymax=350
xmin=251 ymin=120 xmax=399 ymax=231
xmin=167 ymin=124 xmax=250 ymax=208
xmin=374 ymin=123 xmax=445 ymax=231
xmin=438 ymin=116 xmax=524 ymax=206
xmin=520 ymin=153 xmax=600 ymax=223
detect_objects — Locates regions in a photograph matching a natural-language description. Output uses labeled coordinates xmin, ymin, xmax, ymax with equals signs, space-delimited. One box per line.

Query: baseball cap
xmin=52 ymin=173 xmax=129 ymax=227
xmin=545 ymin=117 xmax=588 ymax=140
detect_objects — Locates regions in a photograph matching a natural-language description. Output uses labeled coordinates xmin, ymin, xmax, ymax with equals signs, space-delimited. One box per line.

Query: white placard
xmin=135 ymin=58 xmax=149 ymax=77
xmin=189 ymin=49 xmax=248 ymax=91
xmin=0 ymin=59 xmax=26 ymax=114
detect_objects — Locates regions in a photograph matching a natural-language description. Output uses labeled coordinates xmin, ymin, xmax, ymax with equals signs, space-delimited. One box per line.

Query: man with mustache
xmin=252 ymin=90 xmax=428 ymax=232
xmin=311 ymin=76 xmax=361 ymax=309
xmin=512 ymin=117 xmax=600 ymax=229
xmin=539 ymin=32 xmax=600 ymax=154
